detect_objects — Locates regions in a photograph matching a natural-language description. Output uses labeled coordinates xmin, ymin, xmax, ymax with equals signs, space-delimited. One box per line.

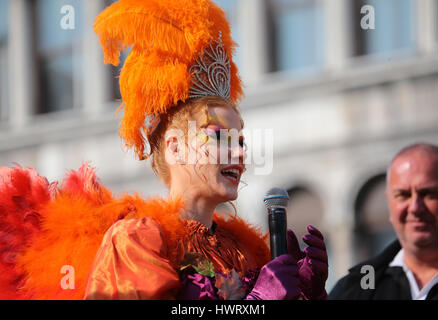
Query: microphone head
xmin=263 ymin=187 xmax=289 ymax=210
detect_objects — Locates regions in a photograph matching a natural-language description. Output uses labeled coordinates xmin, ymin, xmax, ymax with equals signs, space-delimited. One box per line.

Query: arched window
xmin=287 ymin=186 xmax=325 ymax=239
xmin=354 ymin=174 xmax=397 ymax=262
xmin=287 ymin=186 xmax=336 ymax=289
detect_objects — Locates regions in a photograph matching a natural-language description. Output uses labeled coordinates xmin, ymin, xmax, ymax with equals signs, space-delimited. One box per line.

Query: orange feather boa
xmin=0 ymin=164 xmax=268 ymax=300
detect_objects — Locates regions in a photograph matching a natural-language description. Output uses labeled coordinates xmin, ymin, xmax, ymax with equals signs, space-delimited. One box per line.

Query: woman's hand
xmin=287 ymin=226 xmax=329 ymax=300
xmin=245 ymin=254 xmax=301 ymax=300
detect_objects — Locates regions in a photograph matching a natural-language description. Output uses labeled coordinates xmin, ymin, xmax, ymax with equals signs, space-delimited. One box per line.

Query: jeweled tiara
xmin=189 ymin=32 xmax=231 ymax=100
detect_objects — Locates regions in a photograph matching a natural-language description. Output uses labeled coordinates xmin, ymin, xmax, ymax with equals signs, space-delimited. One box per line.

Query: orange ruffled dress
xmin=0 ymin=164 xmax=270 ymax=300
xmin=84 ymin=212 xmax=270 ymax=300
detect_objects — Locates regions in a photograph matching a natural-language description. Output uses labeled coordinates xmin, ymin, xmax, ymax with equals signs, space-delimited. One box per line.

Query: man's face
xmin=386 ymin=151 xmax=438 ymax=251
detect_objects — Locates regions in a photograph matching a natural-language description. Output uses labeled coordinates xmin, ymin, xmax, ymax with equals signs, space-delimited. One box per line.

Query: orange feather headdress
xmin=94 ymin=0 xmax=244 ymax=160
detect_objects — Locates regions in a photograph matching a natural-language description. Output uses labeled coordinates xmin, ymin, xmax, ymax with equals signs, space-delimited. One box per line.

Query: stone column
xmin=9 ymin=0 xmax=35 ymax=129
xmin=416 ymin=0 xmax=437 ymax=55
xmin=322 ymin=167 xmax=356 ymax=284
xmin=238 ymin=0 xmax=270 ymax=85
xmin=323 ymin=0 xmax=353 ymax=71
xmin=82 ymin=0 xmax=109 ymax=118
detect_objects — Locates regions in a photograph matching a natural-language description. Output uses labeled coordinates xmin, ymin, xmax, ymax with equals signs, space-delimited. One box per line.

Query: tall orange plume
xmin=94 ymin=0 xmax=243 ymax=160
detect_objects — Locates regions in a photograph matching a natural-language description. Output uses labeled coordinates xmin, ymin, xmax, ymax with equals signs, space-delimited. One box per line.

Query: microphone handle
xmin=268 ymin=207 xmax=288 ymax=259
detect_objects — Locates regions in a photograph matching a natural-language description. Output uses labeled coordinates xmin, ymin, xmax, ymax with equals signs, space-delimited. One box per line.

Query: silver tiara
xmin=188 ymin=32 xmax=231 ymax=100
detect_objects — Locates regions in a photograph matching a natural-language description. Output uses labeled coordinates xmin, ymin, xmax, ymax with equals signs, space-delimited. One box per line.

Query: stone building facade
xmin=1 ymin=0 xmax=437 ymax=289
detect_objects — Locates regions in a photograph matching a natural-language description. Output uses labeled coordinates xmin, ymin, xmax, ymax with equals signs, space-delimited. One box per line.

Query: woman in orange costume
xmin=0 ymin=0 xmax=329 ymax=300
xmin=83 ymin=97 xmax=272 ymax=299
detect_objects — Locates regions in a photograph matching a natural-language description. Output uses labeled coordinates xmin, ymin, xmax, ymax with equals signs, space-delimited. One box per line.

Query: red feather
xmin=0 ymin=166 xmax=52 ymax=299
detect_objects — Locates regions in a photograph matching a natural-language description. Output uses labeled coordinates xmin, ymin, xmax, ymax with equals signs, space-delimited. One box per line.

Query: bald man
xmin=330 ymin=143 xmax=438 ymax=300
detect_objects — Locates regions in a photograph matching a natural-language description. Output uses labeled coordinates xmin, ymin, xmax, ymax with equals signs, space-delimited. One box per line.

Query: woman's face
xmin=168 ymin=104 xmax=246 ymax=202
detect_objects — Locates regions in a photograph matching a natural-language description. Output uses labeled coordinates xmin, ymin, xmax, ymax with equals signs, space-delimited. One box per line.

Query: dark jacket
xmin=329 ymin=240 xmax=438 ymax=300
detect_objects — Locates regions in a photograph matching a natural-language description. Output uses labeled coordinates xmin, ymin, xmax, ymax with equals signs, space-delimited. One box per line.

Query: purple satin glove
xmin=287 ymin=225 xmax=328 ymax=300
xmin=245 ymin=254 xmax=301 ymax=300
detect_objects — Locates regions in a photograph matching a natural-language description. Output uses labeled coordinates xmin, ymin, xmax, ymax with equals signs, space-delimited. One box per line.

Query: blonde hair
xmin=147 ymin=96 xmax=243 ymax=187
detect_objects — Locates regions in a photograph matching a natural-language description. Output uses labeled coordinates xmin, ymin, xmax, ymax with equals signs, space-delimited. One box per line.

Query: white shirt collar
xmin=389 ymin=249 xmax=438 ymax=300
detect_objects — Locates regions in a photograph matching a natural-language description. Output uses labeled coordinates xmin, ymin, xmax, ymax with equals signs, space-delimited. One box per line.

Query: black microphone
xmin=264 ymin=187 xmax=290 ymax=260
